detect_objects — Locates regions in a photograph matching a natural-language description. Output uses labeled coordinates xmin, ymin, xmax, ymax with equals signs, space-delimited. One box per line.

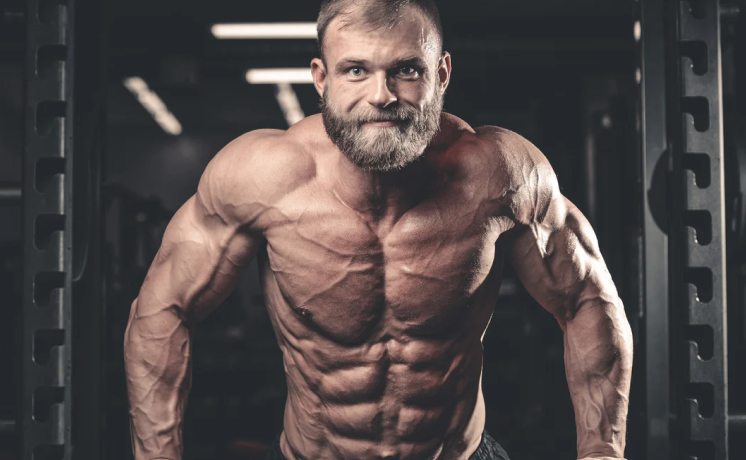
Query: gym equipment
xmin=19 ymin=0 xmax=106 ymax=458
xmin=668 ymin=1 xmax=728 ymax=458
xmin=637 ymin=0 xmax=671 ymax=457
xmin=21 ymin=0 xmax=75 ymax=456
xmin=637 ymin=0 xmax=739 ymax=458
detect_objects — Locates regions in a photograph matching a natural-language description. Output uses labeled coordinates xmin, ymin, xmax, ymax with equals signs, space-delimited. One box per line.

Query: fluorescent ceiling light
xmin=212 ymin=22 xmax=317 ymax=39
xmin=123 ymin=77 xmax=183 ymax=136
xmin=633 ymin=20 xmax=641 ymax=42
xmin=246 ymin=68 xmax=314 ymax=84
xmin=275 ymin=83 xmax=305 ymax=127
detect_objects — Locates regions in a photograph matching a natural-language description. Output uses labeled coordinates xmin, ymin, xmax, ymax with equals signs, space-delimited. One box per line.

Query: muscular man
xmin=123 ymin=1 xmax=633 ymax=459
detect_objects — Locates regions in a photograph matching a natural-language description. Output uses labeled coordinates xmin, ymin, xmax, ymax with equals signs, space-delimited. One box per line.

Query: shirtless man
xmin=123 ymin=1 xmax=634 ymax=459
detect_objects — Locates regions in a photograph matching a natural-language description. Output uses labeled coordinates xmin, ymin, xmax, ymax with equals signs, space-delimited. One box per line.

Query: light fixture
xmin=275 ymin=83 xmax=305 ymax=127
xmin=123 ymin=77 xmax=183 ymax=136
xmin=634 ymin=20 xmax=641 ymax=43
xmin=245 ymin=68 xmax=314 ymax=84
xmin=211 ymin=22 xmax=318 ymax=39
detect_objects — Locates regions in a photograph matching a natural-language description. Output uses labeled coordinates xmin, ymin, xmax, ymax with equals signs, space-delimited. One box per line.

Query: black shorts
xmin=266 ymin=431 xmax=511 ymax=460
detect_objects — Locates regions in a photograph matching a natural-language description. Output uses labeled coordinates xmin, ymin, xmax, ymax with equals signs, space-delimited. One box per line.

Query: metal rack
xmin=21 ymin=0 xmax=75 ymax=457
xmin=639 ymin=0 xmax=731 ymax=458
xmin=638 ymin=0 xmax=671 ymax=457
xmin=669 ymin=0 xmax=729 ymax=458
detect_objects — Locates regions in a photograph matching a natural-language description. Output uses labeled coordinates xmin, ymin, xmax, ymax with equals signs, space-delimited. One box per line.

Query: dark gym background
xmin=0 ymin=0 xmax=744 ymax=459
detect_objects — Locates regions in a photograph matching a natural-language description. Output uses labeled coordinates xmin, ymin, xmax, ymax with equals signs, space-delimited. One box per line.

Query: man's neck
xmin=324 ymin=113 xmax=462 ymax=223
xmin=332 ymin=150 xmax=430 ymax=222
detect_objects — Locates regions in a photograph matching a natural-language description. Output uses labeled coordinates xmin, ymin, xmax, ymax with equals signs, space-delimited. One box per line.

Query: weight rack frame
xmin=22 ymin=0 xmax=75 ymax=458
xmin=669 ymin=0 xmax=729 ymax=458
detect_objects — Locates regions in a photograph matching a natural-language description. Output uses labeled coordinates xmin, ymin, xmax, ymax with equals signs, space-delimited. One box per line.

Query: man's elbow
xmin=124 ymin=297 xmax=191 ymax=362
xmin=606 ymin=295 xmax=634 ymax=360
xmin=566 ymin=295 xmax=634 ymax=362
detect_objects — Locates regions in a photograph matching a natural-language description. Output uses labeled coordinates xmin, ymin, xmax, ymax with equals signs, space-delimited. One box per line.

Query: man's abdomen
xmin=258 ymin=253 xmax=500 ymax=459
xmin=279 ymin=331 xmax=487 ymax=460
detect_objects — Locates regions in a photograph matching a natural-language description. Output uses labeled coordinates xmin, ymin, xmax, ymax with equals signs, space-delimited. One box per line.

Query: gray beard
xmin=321 ymin=86 xmax=443 ymax=172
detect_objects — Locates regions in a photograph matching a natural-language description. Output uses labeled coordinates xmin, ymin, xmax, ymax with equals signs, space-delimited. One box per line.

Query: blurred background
xmin=0 ymin=0 xmax=744 ymax=459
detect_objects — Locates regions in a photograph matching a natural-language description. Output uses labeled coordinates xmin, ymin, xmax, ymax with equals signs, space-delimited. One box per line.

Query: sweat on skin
xmin=123 ymin=3 xmax=633 ymax=460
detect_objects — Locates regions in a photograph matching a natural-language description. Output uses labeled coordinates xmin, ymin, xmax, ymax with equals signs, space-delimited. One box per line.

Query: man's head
xmin=311 ymin=0 xmax=452 ymax=172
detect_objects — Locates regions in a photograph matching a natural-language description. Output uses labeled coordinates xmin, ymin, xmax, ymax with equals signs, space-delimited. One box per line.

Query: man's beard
xmin=321 ymin=86 xmax=443 ymax=172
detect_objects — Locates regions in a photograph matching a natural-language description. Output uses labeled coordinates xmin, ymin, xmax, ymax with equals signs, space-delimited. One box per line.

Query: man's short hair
xmin=317 ymin=0 xmax=444 ymax=63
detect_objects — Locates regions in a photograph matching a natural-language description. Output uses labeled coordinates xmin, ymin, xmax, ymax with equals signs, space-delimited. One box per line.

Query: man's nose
xmin=367 ymin=72 xmax=397 ymax=108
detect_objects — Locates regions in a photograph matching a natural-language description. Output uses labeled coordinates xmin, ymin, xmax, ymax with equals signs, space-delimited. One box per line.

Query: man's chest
xmin=259 ymin=184 xmax=508 ymax=341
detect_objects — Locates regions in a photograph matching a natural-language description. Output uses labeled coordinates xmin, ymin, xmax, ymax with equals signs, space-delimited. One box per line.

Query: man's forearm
xmin=563 ymin=297 xmax=633 ymax=459
xmin=124 ymin=297 xmax=192 ymax=460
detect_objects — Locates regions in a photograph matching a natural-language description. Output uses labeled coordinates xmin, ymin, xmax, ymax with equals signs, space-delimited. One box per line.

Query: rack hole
xmin=684 ymin=267 xmax=713 ymax=303
xmin=35 ymin=157 xmax=65 ymax=193
xmin=35 ymin=214 xmax=65 ymax=251
xmin=33 ymin=330 xmax=65 ymax=365
xmin=686 ymin=325 xmax=714 ymax=361
xmin=681 ymin=97 xmax=710 ymax=132
xmin=35 ymin=101 xmax=66 ymax=137
xmin=683 ymin=153 xmax=710 ymax=188
xmin=34 ymin=272 xmax=65 ymax=308
xmin=680 ymin=41 xmax=708 ymax=76
xmin=33 ymin=387 xmax=64 ymax=423
xmin=685 ymin=382 xmax=715 ymax=418
xmin=683 ymin=210 xmax=712 ymax=245
xmin=36 ymin=45 xmax=67 ymax=80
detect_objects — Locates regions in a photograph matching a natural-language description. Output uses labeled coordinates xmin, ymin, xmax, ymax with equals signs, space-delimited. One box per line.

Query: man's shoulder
xmin=465 ymin=125 xmax=559 ymax=225
xmin=471 ymin=126 xmax=545 ymax=169
xmin=468 ymin=126 xmax=553 ymax=185
xmin=432 ymin=117 xmax=550 ymax=187
xmin=212 ymin=127 xmax=316 ymax=179
xmin=198 ymin=128 xmax=317 ymax=225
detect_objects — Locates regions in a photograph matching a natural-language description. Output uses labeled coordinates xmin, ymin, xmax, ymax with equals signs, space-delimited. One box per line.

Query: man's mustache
xmin=351 ymin=107 xmax=417 ymax=126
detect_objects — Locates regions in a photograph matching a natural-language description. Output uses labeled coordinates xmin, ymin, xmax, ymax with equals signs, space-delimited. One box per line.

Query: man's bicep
xmin=133 ymin=133 xmax=279 ymax=323
xmin=507 ymin=196 xmax=610 ymax=322
xmin=136 ymin=192 xmax=261 ymax=324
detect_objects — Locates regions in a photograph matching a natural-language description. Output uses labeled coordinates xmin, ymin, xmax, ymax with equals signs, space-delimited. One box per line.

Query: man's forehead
xmin=324 ymin=7 xmax=439 ymax=63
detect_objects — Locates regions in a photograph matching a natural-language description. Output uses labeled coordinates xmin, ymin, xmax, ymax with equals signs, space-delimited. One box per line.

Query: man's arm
xmin=500 ymin=136 xmax=633 ymax=460
xmin=123 ymin=134 xmax=269 ymax=460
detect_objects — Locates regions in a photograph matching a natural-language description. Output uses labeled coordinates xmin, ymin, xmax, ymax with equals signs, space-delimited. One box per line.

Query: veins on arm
xmin=125 ymin=131 xmax=279 ymax=460
xmin=498 ymin=132 xmax=633 ymax=459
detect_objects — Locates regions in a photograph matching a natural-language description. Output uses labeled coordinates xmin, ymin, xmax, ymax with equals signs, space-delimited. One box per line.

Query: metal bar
xmin=719 ymin=3 xmax=741 ymax=20
xmin=0 ymin=186 xmax=21 ymax=203
xmin=639 ymin=0 xmax=671 ymax=458
xmin=669 ymin=0 xmax=729 ymax=458
xmin=0 ymin=419 xmax=15 ymax=434
xmin=70 ymin=0 xmax=107 ymax=455
xmin=22 ymin=0 xmax=75 ymax=457
xmin=731 ymin=414 xmax=746 ymax=431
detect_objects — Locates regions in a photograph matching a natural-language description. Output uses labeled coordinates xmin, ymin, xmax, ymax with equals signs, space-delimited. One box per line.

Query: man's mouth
xmin=364 ymin=120 xmax=398 ymax=127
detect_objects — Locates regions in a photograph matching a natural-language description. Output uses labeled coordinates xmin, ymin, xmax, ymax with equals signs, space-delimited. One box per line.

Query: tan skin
xmin=124 ymin=7 xmax=633 ymax=460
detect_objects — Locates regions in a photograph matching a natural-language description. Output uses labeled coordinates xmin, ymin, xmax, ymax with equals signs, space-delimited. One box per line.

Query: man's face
xmin=313 ymin=7 xmax=450 ymax=172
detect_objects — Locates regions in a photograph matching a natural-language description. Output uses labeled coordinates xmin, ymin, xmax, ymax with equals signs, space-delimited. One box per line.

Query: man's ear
xmin=311 ymin=58 xmax=327 ymax=98
xmin=437 ymin=52 xmax=452 ymax=92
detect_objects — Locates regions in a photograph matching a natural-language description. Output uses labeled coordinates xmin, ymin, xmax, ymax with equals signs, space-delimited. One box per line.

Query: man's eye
xmin=348 ymin=67 xmax=364 ymax=77
xmin=399 ymin=67 xmax=417 ymax=76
